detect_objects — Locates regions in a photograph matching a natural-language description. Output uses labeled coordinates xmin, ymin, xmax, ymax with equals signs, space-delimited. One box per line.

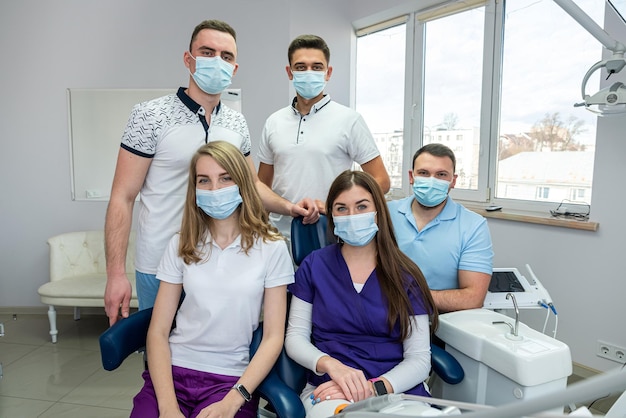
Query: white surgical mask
xmin=412 ymin=177 xmax=450 ymax=207
xmin=196 ymin=185 xmax=242 ymax=219
xmin=333 ymin=212 xmax=378 ymax=247
xmin=292 ymin=70 xmax=326 ymax=99
xmin=190 ymin=55 xmax=234 ymax=94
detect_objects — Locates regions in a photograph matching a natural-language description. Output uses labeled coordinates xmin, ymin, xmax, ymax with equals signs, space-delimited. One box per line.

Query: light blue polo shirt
xmin=388 ymin=196 xmax=493 ymax=290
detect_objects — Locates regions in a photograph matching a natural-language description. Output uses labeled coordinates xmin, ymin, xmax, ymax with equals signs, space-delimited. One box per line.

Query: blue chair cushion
xmin=290 ymin=215 xmax=331 ymax=266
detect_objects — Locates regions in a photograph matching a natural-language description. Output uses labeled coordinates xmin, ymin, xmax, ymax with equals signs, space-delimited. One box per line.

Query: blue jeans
xmin=135 ymin=271 xmax=159 ymax=310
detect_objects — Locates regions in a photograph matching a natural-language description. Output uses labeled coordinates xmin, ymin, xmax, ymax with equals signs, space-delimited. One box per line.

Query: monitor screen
xmin=489 ymin=271 xmax=526 ymax=293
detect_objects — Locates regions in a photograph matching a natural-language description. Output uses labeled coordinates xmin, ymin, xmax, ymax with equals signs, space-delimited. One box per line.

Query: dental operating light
xmin=554 ymin=0 xmax=626 ymax=116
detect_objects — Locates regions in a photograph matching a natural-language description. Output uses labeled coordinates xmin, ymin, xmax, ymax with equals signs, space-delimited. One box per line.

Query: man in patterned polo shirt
xmin=104 ymin=20 xmax=317 ymax=325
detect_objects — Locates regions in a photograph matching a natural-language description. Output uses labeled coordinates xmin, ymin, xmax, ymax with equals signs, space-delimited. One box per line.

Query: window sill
xmin=463 ymin=204 xmax=599 ymax=232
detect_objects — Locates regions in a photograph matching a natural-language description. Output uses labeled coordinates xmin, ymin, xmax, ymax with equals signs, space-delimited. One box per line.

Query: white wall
xmin=1 ymin=0 xmax=625 ymax=373
xmin=0 ymin=0 xmax=294 ymax=306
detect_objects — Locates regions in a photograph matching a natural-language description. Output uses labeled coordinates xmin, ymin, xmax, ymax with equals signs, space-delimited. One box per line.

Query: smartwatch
xmin=232 ymin=383 xmax=252 ymax=402
xmin=369 ymin=378 xmax=388 ymax=396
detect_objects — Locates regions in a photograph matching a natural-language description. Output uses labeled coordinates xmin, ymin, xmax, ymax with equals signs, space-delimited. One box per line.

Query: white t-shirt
xmin=257 ymin=95 xmax=380 ymax=236
xmin=157 ymin=232 xmax=294 ymax=376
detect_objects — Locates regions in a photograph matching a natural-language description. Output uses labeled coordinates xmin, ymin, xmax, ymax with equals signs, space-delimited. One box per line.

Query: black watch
xmin=233 ymin=383 xmax=252 ymax=402
xmin=371 ymin=379 xmax=388 ymax=396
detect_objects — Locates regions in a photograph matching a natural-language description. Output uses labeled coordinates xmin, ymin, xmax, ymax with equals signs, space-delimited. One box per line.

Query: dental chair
xmin=98 ymin=216 xmax=462 ymax=418
xmin=99 ymin=309 xmax=306 ymax=418
xmin=289 ymin=215 xmax=464 ymax=386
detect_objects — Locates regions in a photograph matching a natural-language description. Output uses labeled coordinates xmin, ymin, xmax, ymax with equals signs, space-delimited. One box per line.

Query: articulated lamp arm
xmin=553 ymin=0 xmax=626 ymax=114
xmin=553 ymin=0 xmax=625 ymax=54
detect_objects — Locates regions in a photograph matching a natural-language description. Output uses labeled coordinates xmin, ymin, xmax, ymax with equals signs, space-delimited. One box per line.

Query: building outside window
xmin=355 ymin=0 xmax=603 ymax=210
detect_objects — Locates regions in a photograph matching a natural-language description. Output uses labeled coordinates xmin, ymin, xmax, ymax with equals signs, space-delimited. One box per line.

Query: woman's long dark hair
xmin=326 ymin=170 xmax=438 ymax=339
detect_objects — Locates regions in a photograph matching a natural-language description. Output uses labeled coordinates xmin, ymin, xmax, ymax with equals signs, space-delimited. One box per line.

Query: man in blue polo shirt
xmin=388 ymin=143 xmax=493 ymax=312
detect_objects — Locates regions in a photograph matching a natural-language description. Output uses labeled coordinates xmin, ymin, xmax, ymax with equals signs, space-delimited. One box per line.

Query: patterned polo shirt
xmin=121 ymin=87 xmax=250 ymax=274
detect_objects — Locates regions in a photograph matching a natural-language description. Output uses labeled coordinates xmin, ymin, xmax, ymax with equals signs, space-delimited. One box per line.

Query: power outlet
xmin=597 ymin=340 xmax=626 ymax=363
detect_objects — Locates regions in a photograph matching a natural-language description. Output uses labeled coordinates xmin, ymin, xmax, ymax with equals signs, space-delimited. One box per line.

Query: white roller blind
xmin=416 ymin=0 xmax=488 ymax=22
xmin=356 ymin=15 xmax=409 ymax=37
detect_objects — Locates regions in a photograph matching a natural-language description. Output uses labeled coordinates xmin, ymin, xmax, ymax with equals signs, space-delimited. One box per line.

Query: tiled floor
xmin=1 ymin=312 xmax=622 ymax=417
xmin=0 ymin=312 xmax=143 ymax=418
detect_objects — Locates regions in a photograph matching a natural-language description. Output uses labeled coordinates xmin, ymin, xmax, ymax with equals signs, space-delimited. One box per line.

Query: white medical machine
xmin=429 ymin=264 xmax=571 ymax=410
xmin=432 ymin=309 xmax=571 ymax=410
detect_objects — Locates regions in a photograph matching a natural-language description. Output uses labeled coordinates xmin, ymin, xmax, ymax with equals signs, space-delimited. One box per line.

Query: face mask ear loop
xmin=187 ymin=52 xmax=196 ymax=76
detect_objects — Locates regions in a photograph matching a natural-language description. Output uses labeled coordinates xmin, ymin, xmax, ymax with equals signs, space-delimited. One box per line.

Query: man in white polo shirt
xmin=104 ymin=20 xmax=317 ymax=326
xmin=258 ymin=34 xmax=389 ymax=239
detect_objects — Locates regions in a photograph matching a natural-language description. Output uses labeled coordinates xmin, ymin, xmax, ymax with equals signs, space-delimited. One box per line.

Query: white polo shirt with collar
xmin=157 ymin=232 xmax=294 ymax=376
xmin=258 ymin=95 xmax=380 ymax=236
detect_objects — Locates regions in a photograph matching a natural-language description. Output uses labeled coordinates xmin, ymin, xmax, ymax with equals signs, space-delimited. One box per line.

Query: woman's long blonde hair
xmin=179 ymin=141 xmax=281 ymax=264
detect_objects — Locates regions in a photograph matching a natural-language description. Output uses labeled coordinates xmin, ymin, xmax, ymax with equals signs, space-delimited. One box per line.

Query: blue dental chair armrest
xmin=100 ymin=308 xmax=153 ymax=371
xmin=431 ymin=343 xmax=464 ymax=385
xmin=250 ymin=324 xmax=306 ymax=418
xmin=256 ymin=361 xmax=306 ymax=418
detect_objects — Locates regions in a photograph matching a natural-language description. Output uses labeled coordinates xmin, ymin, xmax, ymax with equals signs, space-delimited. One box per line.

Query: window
xmin=355 ymin=20 xmax=407 ymax=190
xmin=355 ymin=0 xmax=603 ymax=210
xmin=570 ymin=188 xmax=587 ymax=201
xmin=496 ymin=0 xmax=600 ymax=206
xmin=536 ymin=186 xmax=551 ymax=200
xmin=418 ymin=8 xmax=485 ymax=190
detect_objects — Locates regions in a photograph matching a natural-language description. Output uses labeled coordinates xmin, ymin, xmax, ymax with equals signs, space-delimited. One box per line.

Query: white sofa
xmin=37 ymin=231 xmax=138 ymax=343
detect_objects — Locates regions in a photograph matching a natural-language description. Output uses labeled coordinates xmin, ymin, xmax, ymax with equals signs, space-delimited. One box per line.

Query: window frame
xmin=353 ymin=0 xmax=601 ymax=214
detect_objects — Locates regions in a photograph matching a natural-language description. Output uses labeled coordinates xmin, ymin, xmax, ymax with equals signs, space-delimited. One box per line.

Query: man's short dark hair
xmin=189 ymin=20 xmax=237 ymax=51
xmin=287 ymin=34 xmax=330 ymax=65
xmin=412 ymin=143 xmax=456 ymax=173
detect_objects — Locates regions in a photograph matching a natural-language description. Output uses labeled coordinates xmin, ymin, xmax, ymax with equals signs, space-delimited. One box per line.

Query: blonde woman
xmin=131 ymin=141 xmax=293 ymax=418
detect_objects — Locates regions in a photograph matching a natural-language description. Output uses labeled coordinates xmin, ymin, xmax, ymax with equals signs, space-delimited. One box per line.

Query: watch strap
xmin=232 ymin=383 xmax=252 ymax=402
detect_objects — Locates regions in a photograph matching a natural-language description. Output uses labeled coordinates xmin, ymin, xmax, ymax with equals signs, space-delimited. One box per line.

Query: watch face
xmin=236 ymin=384 xmax=251 ymax=401
xmin=373 ymin=380 xmax=387 ymax=396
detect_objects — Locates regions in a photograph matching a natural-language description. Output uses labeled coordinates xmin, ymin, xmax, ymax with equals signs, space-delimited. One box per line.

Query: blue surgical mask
xmin=333 ymin=212 xmax=378 ymax=247
xmin=292 ymin=70 xmax=326 ymax=99
xmin=190 ymin=55 xmax=234 ymax=94
xmin=412 ymin=177 xmax=450 ymax=207
xmin=196 ymin=185 xmax=242 ymax=220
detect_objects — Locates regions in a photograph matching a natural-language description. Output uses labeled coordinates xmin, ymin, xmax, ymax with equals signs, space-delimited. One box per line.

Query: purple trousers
xmin=130 ymin=365 xmax=259 ymax=418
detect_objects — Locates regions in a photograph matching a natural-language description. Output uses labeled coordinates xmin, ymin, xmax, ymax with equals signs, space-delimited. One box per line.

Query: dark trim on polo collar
xmin=291 ymin=94 xmax=331 ymax=115
xmin=177 ymin=87 xmax=221 ymax=116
